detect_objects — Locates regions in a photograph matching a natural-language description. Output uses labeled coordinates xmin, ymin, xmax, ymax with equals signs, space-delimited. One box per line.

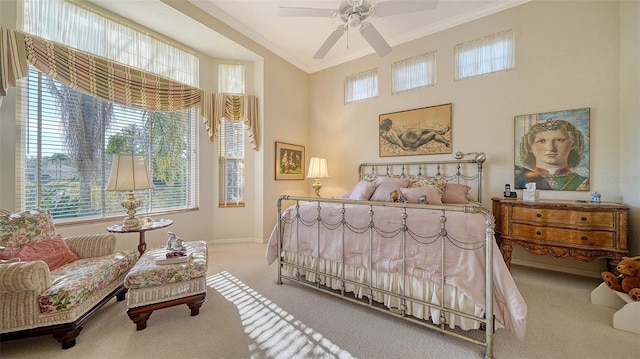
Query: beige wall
xmin=308 ymin=0 xmax=638 ymax=277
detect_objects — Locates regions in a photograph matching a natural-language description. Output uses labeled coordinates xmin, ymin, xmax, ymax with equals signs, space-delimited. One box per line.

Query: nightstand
xmin=492 ymin=197 xmax=629 ymax=272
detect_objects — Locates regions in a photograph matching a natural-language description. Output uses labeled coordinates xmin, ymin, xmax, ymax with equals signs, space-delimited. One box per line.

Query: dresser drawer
xmin=511 ymin=207 xmax=615 ymax=228
xmin=512 ymin=223 xmax=614 ymax=247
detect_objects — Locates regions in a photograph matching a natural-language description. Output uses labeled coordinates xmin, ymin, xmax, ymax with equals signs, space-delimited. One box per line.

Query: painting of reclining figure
xmin=379 ymin=103 xmax=452 ymax=157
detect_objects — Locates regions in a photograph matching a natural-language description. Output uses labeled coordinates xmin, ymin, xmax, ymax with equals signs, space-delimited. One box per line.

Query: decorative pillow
xmin=0 ymin=209 xmax=58 ymax=251
xmin=0 ymin=234 xmax=79 ymax=270
xmin=400 ymin=187 xmax=443 ymax=205
xmin=348 ymin=181 xmax=378 ymax=200
xmin=370 ymin=177 xmax=411 ymax=202
xmin=441 ymin=183 xmax=472 ymax=204
xmin=409 ymin=176 xmax=448 ymax=194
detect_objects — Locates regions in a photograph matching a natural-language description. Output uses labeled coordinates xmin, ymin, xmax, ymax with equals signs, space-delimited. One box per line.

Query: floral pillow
xmin=409 ymin=176 xmax=448 ymax=193
xmin=0 ymin=209 xmax=58 ymax=251
xmin=0 ymin=234 xmax=79 ymax=270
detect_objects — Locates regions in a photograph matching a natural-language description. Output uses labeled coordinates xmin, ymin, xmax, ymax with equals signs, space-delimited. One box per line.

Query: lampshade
xmin=106 ymin=155 xmax=154 ymax=229
xmin=106 ymin=155 xmax=154 ymax=191
xmin=307 ymin=157 xmax=329 ymax=179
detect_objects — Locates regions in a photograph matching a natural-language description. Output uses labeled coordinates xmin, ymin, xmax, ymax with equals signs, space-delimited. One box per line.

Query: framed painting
xmin=379 ymin=103 xmax=452 ymax=157
xmin=514 ymin=108 xmax=590 ymax=191
xmin=275 ymin=142 xmax=305 ymax=180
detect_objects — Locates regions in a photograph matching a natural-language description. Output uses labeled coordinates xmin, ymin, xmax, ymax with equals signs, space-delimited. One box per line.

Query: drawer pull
xmin=581 ymin=236 xmax=588 ymax=241
xmin=536 ymin=213 xmax=542 ymax=218
xmin=581 ymin=217 xmax=587 ymax=222
xmin=536 ymin=231 xmax=542 ymax=236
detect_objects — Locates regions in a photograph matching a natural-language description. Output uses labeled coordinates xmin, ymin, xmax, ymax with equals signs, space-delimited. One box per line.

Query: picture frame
xmin=514 ymin=108 xmax=590 ymax=191
xmin=275 ymin=142 xmax=305 ymax=180
xmin=379 ymin=103 xmax=452 ymax=157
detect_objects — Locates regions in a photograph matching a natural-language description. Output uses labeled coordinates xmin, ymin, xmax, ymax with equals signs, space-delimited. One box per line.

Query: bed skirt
xmin=281 ymin=251 xmax=490 ymax=331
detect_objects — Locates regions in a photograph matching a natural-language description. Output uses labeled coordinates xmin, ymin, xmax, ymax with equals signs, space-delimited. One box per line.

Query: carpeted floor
xmin=1 ymin=242 xmax=638 ymax=358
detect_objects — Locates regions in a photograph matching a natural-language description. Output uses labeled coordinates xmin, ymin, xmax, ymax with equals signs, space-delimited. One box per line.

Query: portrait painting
xmin=275 ymin=142 xmax=305 ymax=180
xmin=514 ymin=108 xmax=590 ymax=191
xmin=379 ymin=103 xmax=452 ymax=157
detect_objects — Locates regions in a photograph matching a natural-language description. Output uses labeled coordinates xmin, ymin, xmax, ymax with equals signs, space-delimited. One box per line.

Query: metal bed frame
xmin=275 ymin=153 xmax=498 ymax=359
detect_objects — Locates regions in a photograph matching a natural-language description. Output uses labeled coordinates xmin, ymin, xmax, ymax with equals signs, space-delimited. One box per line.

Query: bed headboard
xmin=358 ymin=151 xmax=486 ymax=203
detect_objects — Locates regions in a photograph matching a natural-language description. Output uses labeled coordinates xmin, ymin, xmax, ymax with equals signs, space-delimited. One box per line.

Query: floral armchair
xmin=0 ymin=209 xmax=139 ymax=349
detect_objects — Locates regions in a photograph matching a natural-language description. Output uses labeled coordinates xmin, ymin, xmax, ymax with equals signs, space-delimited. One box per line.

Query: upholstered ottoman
xmin=123 ymin=241 xmax=208 ymax=330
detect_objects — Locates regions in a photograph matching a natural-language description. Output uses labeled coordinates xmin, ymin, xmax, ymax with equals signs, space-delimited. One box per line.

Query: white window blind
xmin=392 ymin=52 xmax=436 ymax=94
xmin=17 ymin=0 xmax=199 ymax=222
xmin=454 ymin=29 xmax=515 ymax=81
xmin=344 ymin=68 xmax=378 ymax=104
xmin=218 ymin=63 xmax=246 ymax=207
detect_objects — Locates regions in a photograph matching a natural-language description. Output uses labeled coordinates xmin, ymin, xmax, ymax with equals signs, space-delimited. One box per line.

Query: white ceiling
xmin=90 ymin=0 xmax=529 ymax=74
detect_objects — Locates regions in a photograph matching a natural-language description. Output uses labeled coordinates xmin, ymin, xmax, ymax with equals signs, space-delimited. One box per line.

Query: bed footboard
xmin=273 ymin=196 xmax=498 ymax=359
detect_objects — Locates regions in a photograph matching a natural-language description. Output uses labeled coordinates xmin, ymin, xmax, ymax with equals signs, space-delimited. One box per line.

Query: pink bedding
xmin=266 ymin=202 xmax=527 ymax=341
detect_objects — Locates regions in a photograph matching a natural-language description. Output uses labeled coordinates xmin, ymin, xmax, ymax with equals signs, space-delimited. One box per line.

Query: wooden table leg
xmin=138 ymin=231 xmax=146 ymax=255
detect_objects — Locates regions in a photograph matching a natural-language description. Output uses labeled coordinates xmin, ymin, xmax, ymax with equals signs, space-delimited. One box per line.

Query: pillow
xmin=400 ymin=187 xmax=443 ymax=205
xmin=348 ymin=181 xmax=378 ymax=200
xmin=370 ymin=177 xmax=411 ymax=202
xmin=0 ymin=234 xmax=79 ymax=270
xmin=409 ymin=176 xmax=448 ymax=193
xmin=441 ymin=183 xmax=472 ymax=204
xmin=0 ymin=209 xmax=58 ymax=251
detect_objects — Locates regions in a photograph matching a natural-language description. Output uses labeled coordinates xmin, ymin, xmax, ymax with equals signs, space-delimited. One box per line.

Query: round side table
xmin=107 ymin=219 xmax=173 ymax=255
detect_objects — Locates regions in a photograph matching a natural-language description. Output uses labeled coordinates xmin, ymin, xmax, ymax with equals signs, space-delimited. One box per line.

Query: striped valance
xmin=0 ymin=27 xmax=258 ymax=150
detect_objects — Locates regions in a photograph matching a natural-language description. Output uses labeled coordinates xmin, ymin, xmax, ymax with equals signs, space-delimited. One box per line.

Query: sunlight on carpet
xmin=207 ymin=271 xmax=355 ymax=359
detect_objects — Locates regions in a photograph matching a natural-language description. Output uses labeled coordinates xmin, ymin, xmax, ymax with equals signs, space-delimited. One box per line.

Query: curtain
xmin=0 ymin=27 xmax=259 ymax=150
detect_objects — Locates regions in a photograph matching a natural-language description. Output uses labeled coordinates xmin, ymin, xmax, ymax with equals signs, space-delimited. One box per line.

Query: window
xmin=392 ymin=52 xmax=436 ymax=94
xmin=218 ymin=63 xmax=246 ymax=207
xmin=17 ymin=0 xmax=199 ymax=222
xmin=344 ymin=69 xmax=378 ymax=104
xmin=454 ymin=29 xmax=515 ymax=81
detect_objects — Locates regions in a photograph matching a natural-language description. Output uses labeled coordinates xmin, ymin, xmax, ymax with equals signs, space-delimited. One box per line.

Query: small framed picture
xmin=275 ymin=142 xmax=305 ymax=180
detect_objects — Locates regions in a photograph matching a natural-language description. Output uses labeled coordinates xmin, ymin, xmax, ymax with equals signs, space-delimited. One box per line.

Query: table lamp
xmin=105 ymin=154 xmax=154 ymax=229
xmin=307 ymin=157 xmax=329 ymax=197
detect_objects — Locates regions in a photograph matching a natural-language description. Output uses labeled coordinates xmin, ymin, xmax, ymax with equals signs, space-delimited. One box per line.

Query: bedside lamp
xmin=307 ymin=157 xmax=329 ymax=197
xmin=105 ymin=155 xmax=154 ymax=229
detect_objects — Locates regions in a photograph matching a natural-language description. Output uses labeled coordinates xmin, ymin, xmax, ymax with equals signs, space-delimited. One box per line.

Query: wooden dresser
xmin=491 ymin=197 xmax=629 ymax=271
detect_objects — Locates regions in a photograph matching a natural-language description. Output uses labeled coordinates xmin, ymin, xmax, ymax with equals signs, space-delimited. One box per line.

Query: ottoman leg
xmin=187 ymin=293 xmax=207 ymax=316
xmin=127 ymin=308 xmax=153 ymax=331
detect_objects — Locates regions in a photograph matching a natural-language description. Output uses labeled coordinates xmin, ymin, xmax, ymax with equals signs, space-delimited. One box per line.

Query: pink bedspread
xmin=266 ymin=202 xmax=527 ymax=341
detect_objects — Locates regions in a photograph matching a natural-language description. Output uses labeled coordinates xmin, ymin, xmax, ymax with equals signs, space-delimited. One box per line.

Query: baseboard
xmin=511 ymin=259 xmax=602 ymax=278
xmin=210 ymin=238 xmax=266 ymax=244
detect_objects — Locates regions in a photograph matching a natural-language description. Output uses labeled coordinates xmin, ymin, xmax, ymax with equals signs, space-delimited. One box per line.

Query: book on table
xmin=155 ymin=253 xmax=192 ymax=265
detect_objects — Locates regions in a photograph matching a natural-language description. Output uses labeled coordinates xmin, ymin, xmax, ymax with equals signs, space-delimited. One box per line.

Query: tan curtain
xmin=0 ymin=27 xmax=259 ymax=150
xmin=202 ymin=93 xmax=258 ymax=151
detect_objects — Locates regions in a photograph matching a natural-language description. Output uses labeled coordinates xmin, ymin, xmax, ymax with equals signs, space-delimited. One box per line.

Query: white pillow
xmin=348 ymin=181 xmax=378 ymax=200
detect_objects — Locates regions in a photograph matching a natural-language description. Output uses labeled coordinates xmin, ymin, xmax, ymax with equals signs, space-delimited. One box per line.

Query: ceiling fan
xmin=278 ymin=0 xmax=438 ymax=59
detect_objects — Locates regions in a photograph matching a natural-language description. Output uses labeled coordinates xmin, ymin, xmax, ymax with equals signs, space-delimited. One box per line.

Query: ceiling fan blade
xmin=313 ymin=25 xmax=347 ymax=59
xmin=278 ymin=7 xmax=339 ymax=18
xmin=370 ymin=0 xmax=438 ymax=17
xmin=359 ymin=22 xmax=392 ymax=57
